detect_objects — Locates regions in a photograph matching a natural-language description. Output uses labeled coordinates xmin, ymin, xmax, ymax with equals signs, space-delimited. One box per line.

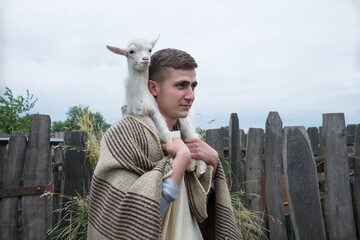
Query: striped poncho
xmin=88 ymin=115 xmax=242 ymax=240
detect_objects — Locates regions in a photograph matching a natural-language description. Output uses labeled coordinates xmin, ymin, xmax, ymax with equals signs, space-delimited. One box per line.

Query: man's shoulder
xmin=105 ymin=116 xmax=146 ymax=138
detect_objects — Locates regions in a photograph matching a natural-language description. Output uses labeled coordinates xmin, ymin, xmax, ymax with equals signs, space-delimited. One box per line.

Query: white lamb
xmin=106 ymin=36 xmax=207 ymax=177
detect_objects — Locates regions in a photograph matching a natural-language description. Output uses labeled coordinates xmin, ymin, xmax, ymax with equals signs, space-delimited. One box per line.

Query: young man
xmin=88 ymin=49 xmax=242 ymax=239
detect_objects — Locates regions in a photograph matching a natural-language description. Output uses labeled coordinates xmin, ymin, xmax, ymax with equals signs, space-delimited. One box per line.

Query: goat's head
xmin=106 ymin=35 xmax=160 ymax=71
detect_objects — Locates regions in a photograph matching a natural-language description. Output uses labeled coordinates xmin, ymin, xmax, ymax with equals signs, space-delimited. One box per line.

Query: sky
xmin=1 ymin=0 xmax=359 ymax=132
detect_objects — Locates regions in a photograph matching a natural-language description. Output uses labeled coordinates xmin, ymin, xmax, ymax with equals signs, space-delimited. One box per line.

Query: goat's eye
xmin=149 ymin=49 xmax=152 ymax=53
xmin=129 ymin=50 xmax=135 ymax=54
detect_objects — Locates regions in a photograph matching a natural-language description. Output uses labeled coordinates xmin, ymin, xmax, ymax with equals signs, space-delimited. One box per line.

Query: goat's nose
xmin=142 ymin=57 xmax=149 ymax=61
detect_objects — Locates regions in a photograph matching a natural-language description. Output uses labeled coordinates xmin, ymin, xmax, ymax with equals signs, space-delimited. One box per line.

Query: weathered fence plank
xmin=353 ymin=124 xmax=360 ymax=231
xmin=53 ymin=146 xmax=65 ymax=225
xmin=319 ymin=127 xmax=323 ymax=157
xmin=229 ymin=113 xmax=242 ymax=192
xmin=264 ymin=112 xmax=287 ymax=240
xmin=307 ymin=127 xmax=320 ymax=156
xmin=245 ymin=127 xmax=265 ymax=236
xmin=347 ymin=124 xmax=357 ymax=145
xmin=0 ymin=133 xmax=27 ymax=239
xmin=205 ymin=129 xmax=229 ymax=179
xmin=240 ymin=129 xmax=246 ymax=149
xmin=22 ymin=114 xmax=52 ymax=240
xmin=282 ymin=127 xmax=326 ymax=240
xmin=63 ymin=131 xmax=90 ymax=197
xmin=322 ymin=113 xmax=356 ymax=239
xmin=0 ymin=132 xmax=8 ymax=189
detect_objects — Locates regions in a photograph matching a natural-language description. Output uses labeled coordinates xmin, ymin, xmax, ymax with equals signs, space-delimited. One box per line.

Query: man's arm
xmin=162 ymin=137 xmax=191 ymax=185
xmin=160 ymin=137 xmax=191 ymax=216
xmin=184 ymin=138 xmax=219 ymax=180
xmin=160 ymin=177 xmax=178 ymax=216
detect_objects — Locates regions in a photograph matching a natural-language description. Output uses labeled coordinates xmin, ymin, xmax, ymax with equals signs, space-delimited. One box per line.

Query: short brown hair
xmin=149 ymin=48 xmax=198 ymax=84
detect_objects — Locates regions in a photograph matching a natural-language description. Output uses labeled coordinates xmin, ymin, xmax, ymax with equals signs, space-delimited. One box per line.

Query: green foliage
xmin=51 ymin=105 xmax=110 ymax=132
xmin=0 ymin=87 xmax=38 ymax=134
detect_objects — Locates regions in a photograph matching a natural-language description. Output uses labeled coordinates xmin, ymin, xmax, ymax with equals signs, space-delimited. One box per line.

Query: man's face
xmin=154 ymin=67 xmax=197 ymax=123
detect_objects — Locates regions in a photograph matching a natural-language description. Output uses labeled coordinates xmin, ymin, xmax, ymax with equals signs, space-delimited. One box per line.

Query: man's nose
xmin=184 ymin=87 xmax=195 ymax=101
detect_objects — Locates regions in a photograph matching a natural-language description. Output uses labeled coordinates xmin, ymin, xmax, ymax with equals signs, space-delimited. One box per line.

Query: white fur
xmin=107 ymin=36 xmax=207 ymax=177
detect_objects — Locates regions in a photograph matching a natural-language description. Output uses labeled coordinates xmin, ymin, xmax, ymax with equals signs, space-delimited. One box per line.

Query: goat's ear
xmin=150 ymin=34 xmax=160 ymax=48
xmin=106 ymin=45 xmax=128 ymax=56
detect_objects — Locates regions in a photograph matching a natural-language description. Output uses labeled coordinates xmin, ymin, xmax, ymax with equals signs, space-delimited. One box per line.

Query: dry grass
xmin=75 ymin=109 xmax=103 ymax=166
xmin=231 ymin=190 xmax=268 ymax=240
xmin=45 ymin=192 xmax=89 ymax=240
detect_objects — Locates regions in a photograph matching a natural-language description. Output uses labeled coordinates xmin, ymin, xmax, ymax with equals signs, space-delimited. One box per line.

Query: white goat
xmin=106 ymin=36 xmax=207 ymax=177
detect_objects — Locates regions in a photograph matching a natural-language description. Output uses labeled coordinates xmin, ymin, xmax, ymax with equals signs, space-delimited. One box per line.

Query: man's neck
xmin=166 ymin=118 xmax=177 ymax=131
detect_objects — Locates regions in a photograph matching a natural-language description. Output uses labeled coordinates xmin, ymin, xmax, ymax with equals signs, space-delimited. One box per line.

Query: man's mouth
xmin=180 ymin=104 xmax=191 ymax=109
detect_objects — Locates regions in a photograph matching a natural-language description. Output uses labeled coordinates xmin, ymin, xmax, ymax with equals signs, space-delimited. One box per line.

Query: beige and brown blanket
xmin=87 ymin=115 xmax=242 ymax=239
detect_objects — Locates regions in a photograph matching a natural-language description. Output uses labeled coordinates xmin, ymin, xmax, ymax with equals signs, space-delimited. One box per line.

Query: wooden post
xmin=229 ymin=113 xmax=242 ymax=192
xmin=206 ymin=129 xmax=229 ymax=179
xmin=322 ymin=113 xmax=356 ymax=239
xmin=307 ymin=127 xmax=320 ymax=156
xmin=63 ymin=131 xmax=89 ymax=197
xmin=354 ymin=124 xmax=360 ymax=231
xmin=0 ymin=132 xmax=8 ymax=189
xmin=282 ymin=127 xmax=326 ymax=240
xmin=264 ymin=112 xmax=287 ymax=240
xmin=347 ymin=124 xmax=357 ymax=145
xmin=52 ymin=146 xmax=65 ymax=225
xmin=245 ymin=128 xmax=265 ymax=235
xmin=22 ymin=114 xmax=52 ymax=240
xmin=240 ymin=129 xmax=246 ymax=149
xmin=319 ymin=127 xmax=323 ymax=157
xmin=0 ymin=133 xmax=27 ymax=239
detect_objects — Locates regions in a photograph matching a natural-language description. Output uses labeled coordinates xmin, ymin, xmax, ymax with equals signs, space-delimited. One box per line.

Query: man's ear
xmin=148 ymin=80 xmax=159 ymax=97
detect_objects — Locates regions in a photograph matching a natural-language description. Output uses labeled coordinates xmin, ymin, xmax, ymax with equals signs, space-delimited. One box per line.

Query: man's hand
xmin=162 ymin=138 xmax=191 ymax=185
xmin=184 ymin=138 xmax=218 ymax=179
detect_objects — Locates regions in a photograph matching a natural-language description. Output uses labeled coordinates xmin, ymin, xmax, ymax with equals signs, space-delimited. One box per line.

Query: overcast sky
xmin=1 ymin=0 xmax=359 ymax=131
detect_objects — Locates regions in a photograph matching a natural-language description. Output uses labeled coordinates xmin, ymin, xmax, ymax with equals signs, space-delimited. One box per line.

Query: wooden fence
xmin=206 ymin=112 xmax=359 ymax=240
xmin=0 ymin=114 xmax=92 ymax=240
xmin=0 ymin=112 xmax=359 ymax=239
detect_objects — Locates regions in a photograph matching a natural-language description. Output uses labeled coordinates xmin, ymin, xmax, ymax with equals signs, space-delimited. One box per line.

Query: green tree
xmin=0 ymin=87 xmax=38 ymax=134
xmin=51 ymin=105 xmax=110 ymax=132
